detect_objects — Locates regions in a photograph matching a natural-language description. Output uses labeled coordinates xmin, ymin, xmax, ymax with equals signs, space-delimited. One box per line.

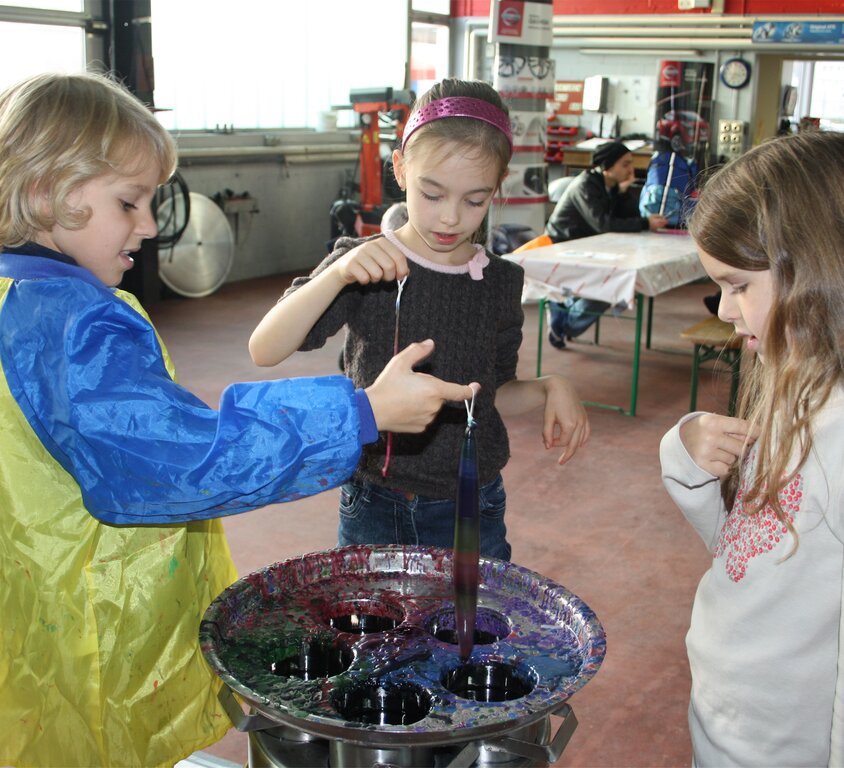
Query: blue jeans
xmin=338 ymin=474 xmax=511 ymax=561
xmin=549 ymin=298 xmax=611 ymax=339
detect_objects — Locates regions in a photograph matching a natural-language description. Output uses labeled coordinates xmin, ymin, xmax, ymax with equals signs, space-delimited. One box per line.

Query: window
xmin=150 ymin=1 xmax=409 ymax=131
xmin=410 ymin=21 xmax=450 ymax=96
xmin=0 ymin=21 xmax=85 ymax=87
xmin=809 ymin=61 xmax=844 ymax=132
xmin=409 ymin=1 xmax=450 ymax=98
xmin=0 ymin=2 xmax=87 ymax=92
xmin=788 ymin=59 xmax=844 ymax=133
xmin=5 ymin=0 xmax=80 ymax=8
xmin=413 ymin=0 xmax=450 ymax=13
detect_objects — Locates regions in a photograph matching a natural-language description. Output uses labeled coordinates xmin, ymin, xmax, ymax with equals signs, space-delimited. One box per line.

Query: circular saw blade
xmin=157 ymin=192 xmax=234 ymax=298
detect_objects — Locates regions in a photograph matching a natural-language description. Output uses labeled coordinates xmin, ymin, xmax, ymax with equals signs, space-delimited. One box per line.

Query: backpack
xmin=639 ymin=151 xmax=698 ymax=228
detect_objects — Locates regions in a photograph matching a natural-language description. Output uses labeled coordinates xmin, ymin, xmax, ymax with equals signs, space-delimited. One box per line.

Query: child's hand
xmin=335 ymin=239 xmax=409 ymax=286
xmin=542 ymin=375 xmax=590 ymax=465
xmin=366 ymin=340 xmax=479 ymax=433
xmin=647 ymin=213 xmax=669 ymax=231
xmin=679 ymin=413 xmax=758 ymax=479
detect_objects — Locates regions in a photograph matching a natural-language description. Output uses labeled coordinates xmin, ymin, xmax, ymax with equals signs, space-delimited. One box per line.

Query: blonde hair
xmin=0 ymin=72 xmax=178 ymax=246
xmin=689 ymin=131 xmax=844 ymax=535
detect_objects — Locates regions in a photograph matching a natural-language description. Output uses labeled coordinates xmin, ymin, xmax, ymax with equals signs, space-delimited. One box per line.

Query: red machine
xmin=349 ymin=87 xmax=413 ymax=236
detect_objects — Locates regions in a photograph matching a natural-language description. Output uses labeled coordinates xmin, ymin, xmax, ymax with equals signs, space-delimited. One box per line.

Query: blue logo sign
xmin=752 ymin=20 xmax=843 ymax=44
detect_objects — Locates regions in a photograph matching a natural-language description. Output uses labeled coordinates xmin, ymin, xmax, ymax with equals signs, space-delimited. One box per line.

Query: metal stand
xmin=220 ymin=686 xmax=578 ymax=768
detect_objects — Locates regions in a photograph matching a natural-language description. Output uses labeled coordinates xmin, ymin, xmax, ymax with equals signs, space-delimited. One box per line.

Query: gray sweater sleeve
xmin=280 ymin=236 xmax=370 ymax=351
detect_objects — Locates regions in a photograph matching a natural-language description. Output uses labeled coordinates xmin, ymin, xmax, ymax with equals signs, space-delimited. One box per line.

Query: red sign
xmin=552 ymin=81 xmax=585 ymax=115
xmin=496 ymin=0 xmax=524 ymax=38
xmin=660 ymin=61 xmax=682 ymax=88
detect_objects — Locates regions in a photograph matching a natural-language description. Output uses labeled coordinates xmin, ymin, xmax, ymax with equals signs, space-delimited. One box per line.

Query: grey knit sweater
xmin=282 ymin=235 xmax=525 ymax=498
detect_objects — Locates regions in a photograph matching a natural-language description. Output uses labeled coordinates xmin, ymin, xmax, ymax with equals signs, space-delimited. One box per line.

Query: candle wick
xmin=382 ymin=275 xmax=409 ymax=478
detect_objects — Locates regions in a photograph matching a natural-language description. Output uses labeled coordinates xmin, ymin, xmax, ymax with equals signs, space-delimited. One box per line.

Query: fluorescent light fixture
xmin=580 ymin=48 xmax=703 ymax=56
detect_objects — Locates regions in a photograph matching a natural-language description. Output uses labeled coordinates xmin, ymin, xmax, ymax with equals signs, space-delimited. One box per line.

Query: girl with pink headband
xmin=250 ymin=78 xmax=589 ymax=560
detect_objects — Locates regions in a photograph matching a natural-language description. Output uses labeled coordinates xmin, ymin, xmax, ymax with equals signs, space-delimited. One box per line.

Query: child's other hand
xmin=335 ymin=239 xmax=409 ymax=286
xmin=647 ymin=213 xmax=669 ymax=231
xmin=542 ymin=375 xmax=590 ymax=464
xmin=366 ymin=340 xmax=479 ymax=433
xmin=679 ymin=413 xmax=759 ymax=479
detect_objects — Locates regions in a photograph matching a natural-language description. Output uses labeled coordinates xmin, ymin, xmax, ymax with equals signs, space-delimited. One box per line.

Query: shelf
xmin=545 ymin=145 xmax=653 ymax=171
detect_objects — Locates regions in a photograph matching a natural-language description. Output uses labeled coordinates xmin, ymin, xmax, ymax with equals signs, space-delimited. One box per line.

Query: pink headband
xmin=401 ymin=96 xmax=513 ymax=153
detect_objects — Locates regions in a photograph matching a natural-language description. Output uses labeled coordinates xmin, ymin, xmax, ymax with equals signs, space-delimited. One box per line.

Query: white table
xmin=504 ymin=231 xmax=706 ymax=415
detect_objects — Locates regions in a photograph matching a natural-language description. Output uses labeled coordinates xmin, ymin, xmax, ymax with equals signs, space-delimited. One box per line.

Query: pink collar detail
xmin=382 ymin=229 xmax=489 ymax=281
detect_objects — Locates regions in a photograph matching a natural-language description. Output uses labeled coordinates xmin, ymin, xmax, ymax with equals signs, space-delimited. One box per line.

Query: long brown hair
xmin=689 ymin=131 xmax=844 ymax=535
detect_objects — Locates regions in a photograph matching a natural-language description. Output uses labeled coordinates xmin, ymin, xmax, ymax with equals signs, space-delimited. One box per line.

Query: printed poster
xmin=498 ymin=161 xmax=547 ymax=204
xmin=496 ymin=52 xmax=555 ymax=100
xmin=489 ymin=0 xmax=553 ymax=47
xmin=654 ymin=60 xmax=714 ymax=167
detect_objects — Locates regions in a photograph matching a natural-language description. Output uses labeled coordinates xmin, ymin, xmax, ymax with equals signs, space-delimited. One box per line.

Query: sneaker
xmin=548 ymin=328 xmax=567 ymax=349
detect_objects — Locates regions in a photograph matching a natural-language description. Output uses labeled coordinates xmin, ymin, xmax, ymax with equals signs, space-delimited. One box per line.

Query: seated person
xmin=544 ymin=141 xmax=668 ymax=349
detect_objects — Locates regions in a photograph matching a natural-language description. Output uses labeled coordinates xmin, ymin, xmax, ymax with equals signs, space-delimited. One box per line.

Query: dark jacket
xmin=545 ymin=167 xmax=648 ymax=243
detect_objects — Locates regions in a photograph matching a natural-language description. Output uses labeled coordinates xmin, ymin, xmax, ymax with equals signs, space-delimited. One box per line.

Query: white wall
xmin=451 ymin=16 xmax=783 ymax=155
xmin=172 ymin=129 xmax=361 ymax=282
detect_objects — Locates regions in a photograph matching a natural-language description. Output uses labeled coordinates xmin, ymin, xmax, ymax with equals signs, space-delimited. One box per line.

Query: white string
xmin=395 ymin=275 xmax=407 ymax=312
xmin=464 ymin=388 xmax=477 ymax=426
xmin=382 ymin=274 xmax=409 ymax=478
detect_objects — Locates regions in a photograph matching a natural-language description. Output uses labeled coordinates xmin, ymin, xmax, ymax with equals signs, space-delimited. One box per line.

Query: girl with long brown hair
xmin=661 ymin=129 xmax=844 ymax=767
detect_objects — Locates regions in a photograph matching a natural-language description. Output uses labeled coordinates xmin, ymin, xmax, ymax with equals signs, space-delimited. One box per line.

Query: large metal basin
xmin=199 ymin=545 xmax=605 ymax=749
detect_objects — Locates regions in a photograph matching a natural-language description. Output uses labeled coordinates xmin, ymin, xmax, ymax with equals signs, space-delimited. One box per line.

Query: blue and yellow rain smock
xmin=0 ymin=246 xmax=370 ymax=767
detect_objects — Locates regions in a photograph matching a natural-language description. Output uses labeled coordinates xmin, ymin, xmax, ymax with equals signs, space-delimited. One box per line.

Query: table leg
xmin=646 ymin=296 xmax=654 ymax=349
xmin=536 ymin=298 xmax=546 ymax=377
xmin=628 ymin=293 xmax=644 ymax=417
xmin=727 ymin=350 xmax=741 ymax=417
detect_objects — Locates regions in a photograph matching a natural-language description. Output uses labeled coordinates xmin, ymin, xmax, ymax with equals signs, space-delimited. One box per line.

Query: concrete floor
xmin=147 ymin=272 xmax=730 ymax=768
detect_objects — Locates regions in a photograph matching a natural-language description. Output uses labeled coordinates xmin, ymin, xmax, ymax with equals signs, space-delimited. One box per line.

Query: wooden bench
xmin=680 ymin=317 xmax=743 ymax=415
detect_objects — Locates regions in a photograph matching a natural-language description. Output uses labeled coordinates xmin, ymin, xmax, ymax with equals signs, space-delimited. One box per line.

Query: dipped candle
xmin=453 ymin=416 xmax=480 ymax=661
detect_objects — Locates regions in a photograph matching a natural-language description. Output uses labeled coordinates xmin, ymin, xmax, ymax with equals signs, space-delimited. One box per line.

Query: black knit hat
xmin=592 ymin=141 xmax=630 ymax=170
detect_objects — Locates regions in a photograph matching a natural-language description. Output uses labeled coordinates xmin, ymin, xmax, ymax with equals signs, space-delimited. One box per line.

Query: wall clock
xmin=720 ymin=57 xmax=752 ymax=89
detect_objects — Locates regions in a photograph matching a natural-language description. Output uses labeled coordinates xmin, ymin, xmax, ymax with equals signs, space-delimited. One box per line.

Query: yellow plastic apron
xmin=0 ymin=283 xmax=239 ymax=767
